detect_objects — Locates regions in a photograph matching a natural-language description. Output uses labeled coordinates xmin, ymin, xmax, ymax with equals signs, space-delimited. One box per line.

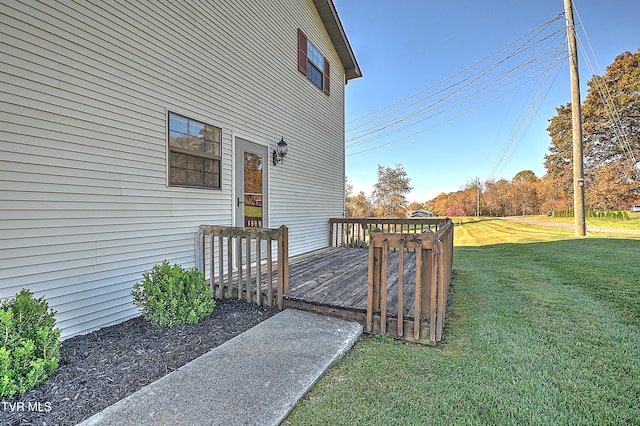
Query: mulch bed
xmin=1 ymin=298 xmax=279 ymax=426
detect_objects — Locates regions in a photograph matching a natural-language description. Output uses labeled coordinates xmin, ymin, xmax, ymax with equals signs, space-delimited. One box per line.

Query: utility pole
xmin=476 ymin=177 xmax=480 ymax=217
xmin=564 ymin=0 xmax=586 ymax=236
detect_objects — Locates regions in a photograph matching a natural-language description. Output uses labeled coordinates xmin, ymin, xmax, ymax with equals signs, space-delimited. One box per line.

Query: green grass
xmin=244 ymin=205 xmax=262 ymax=217
xmin=285 ymin=218 xmax=640 ymax=425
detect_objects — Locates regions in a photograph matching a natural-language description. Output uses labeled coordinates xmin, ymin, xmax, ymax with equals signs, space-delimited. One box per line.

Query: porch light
xmin=273 ymin=137 xmax=288 ymax=166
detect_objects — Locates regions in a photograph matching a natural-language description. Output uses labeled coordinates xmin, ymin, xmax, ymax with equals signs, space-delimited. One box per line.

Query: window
xmin=168 ymin=112 xmax=222 ymax=189
xmin=297 ymin=28 xmax=330 ymax=95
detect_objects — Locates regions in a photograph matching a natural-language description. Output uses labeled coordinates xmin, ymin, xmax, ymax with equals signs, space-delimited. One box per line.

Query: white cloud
xmin=348 ymin=180 xmax=374 ymax=197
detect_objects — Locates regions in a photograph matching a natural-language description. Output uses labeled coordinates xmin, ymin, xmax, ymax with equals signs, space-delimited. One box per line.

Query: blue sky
xmin=333 ymin=0 xmax=640 ymax=202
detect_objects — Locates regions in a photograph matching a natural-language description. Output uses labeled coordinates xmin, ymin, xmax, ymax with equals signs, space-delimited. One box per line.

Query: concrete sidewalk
xmin=77 ymin=309 xmax=362 ymax=426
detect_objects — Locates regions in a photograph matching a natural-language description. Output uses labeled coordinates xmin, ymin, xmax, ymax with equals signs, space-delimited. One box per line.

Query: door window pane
xmin=244 ymin=152 xmax=263 ymax=227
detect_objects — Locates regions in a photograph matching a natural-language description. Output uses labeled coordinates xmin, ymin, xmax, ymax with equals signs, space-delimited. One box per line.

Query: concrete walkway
xmin=77 ymin=309 xmax=363 ymax=426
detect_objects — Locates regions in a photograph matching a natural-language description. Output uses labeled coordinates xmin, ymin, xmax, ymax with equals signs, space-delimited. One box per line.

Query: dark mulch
xmin=1 ymin=298 xmax=279 ymax=426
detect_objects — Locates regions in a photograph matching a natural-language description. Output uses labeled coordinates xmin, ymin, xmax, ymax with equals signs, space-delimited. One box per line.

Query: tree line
xmin=346 ymin=49 xmax=640 ymax=218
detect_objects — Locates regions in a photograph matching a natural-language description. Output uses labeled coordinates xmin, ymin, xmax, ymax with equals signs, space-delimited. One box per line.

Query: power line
xmin=345 ymin=15 xmax=566 ymax=156
xmin=347 ymin=45 xmax=564 ymax=146
xmin=347 ymin=62 xmax=564 ymax=157
xmin=487 ymin=42 xmax=567 ymax=180
xmin=348 ymin=51 xmax=566 ymax=150
xmin=346 ymin=14 xmax=564 ymax=130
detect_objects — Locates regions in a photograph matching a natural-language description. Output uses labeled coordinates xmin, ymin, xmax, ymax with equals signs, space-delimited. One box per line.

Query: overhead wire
xmin=347 ymin=75 xmax=558 ymax=157
xmin=347 ymin=41 xmax=565 ymax=146
xmin=346 ymin=14 xmax=562 ymax=131
xmin=489 ymin=44 xmax=566 ymax=180
xmin=347 ymin=28 xmax=565 ymax=146
xmin=348 ymin=51 xmax=566 ymax=150
xmin=346 ymin=14 xmax=567 ymax=158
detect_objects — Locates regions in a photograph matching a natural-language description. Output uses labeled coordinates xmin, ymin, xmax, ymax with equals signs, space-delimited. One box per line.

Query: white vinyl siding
xmin=0 ymin=0 xmax=348 ymax=337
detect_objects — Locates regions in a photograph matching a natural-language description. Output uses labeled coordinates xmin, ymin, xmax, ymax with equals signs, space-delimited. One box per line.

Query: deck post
xmin=436 ymin=239 xmax=446 ymax=341
xmin=329 ymin=219 xmax=335 ymax=247
xmin=209 ymin=232 xmax=215 ymax=296
xmin=237 ymin=236 xmax=243 ymax=300
xmin=226 ymin=236 xmax=233 ymax=298
xmin=372 ymin=228 xmax=382 ymax=311
xmin=277 ymin=232 xmax=284 ymax=309
xmin=267 ymin=237 xmax=273 ymax=306
xmin=421 ymin=245 xmax=432 ymax=319
xmin=380 ymin=237 xmax=389 ymax=335
xmin=366 ymin=236 xmax=375 ymax=332
xmin=245 ymin=237 xmax=252 ymax=303
xmin=429 ymin=241 xmax=439 ymax=342
xmin=277 ymin=225 xmax=289 ymax=309
xmin=282 ymin=225 xmax=289 ymax=294
xmin=397 ymin=238 xmax=405 ymax=337
xmin=211 ymin=232 xmax=224 ymax=298
xmin=413 ymin=236 xmax=423 ymax=340
xmin=256 ymin=237 xmax=262 ymax=306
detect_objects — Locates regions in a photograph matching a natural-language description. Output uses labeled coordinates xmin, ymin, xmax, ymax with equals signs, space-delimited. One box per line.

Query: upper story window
xmin=297 ymin=28 xmax=330 ymax=95
xmin=168 ymin=112 xmax=222 ymax=189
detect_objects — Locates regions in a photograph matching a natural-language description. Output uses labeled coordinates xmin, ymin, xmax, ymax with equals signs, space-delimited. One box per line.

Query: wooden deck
xmin=282 ymin=247 xmax=422 ymax=329
xmin=198 ymin=218 xmax=453 ymax=344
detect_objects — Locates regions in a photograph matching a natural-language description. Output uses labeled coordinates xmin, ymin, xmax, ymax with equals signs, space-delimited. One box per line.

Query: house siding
xmin=0 ymin=0 xmax=350 ymax=337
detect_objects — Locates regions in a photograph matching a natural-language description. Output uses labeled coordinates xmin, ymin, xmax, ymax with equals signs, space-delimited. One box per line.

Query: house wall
xmin=0 ymin=0 xmax=348 ymax=337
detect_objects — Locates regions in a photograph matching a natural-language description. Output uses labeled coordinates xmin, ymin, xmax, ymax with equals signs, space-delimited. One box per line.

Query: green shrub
xmin=0 ymin=289 xmax=61 ymax=399
xmin=348 ymin=237 xmax=369 ymax=249
xmin=131 ymin=261 xmax=215 ymax=328
xmin=556 ymin=209 xmax=574 ymax=218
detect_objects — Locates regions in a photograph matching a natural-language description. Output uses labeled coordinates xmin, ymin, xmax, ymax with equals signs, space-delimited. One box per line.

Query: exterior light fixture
xmin=273 ymin=137 xmax=288 ymax=165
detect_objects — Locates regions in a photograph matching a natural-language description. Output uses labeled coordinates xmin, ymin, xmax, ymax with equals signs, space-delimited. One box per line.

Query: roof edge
xmin=313 ymin=0 xmax=362 ymax=80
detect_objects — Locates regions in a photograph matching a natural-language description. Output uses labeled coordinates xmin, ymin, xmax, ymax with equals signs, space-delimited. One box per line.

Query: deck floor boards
xmin=282 ymin=247 xmax=419 ymax=319
xmin=222 ymin=247 xmax=419 ymax=321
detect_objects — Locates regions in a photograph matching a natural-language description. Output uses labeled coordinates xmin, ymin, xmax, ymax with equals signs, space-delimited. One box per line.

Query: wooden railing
xmin=329 ymin=217 xmax=446 ymax=248
xmin=195 ymin=225 xmax=289 ymax=309
xmin=364 ymin=218 xmax=454 ymax=344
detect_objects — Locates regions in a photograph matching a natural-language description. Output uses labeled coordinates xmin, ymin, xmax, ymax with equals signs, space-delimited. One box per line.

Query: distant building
xmin=410 ymin=209 xmax=436 ymax=218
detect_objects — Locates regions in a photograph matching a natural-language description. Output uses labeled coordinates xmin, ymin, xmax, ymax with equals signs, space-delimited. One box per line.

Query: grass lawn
xmin=285 ymin=218 xmax=640 ymax=425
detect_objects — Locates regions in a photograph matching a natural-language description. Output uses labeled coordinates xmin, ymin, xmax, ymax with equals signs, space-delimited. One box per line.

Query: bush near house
xmin=0 ymin=289 xmax=61 ymax=399
xmin=131 ymin=261 xmax=215 ymax=328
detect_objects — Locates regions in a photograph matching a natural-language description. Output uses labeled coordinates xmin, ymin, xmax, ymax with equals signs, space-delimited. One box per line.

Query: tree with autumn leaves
xmin=546 ymin=49 xmax=640 ymax=211
xmin=425 ymin=172 xmax=545 ymax=217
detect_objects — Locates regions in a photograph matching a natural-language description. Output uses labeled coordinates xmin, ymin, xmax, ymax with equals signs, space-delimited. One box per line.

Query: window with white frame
xmin=297 ymin=28 xmax=330 ymax=95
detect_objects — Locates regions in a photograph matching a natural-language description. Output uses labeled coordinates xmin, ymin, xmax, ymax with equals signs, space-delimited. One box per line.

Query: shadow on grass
xmin=451 ymin=237 xmax=640 ymax=330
